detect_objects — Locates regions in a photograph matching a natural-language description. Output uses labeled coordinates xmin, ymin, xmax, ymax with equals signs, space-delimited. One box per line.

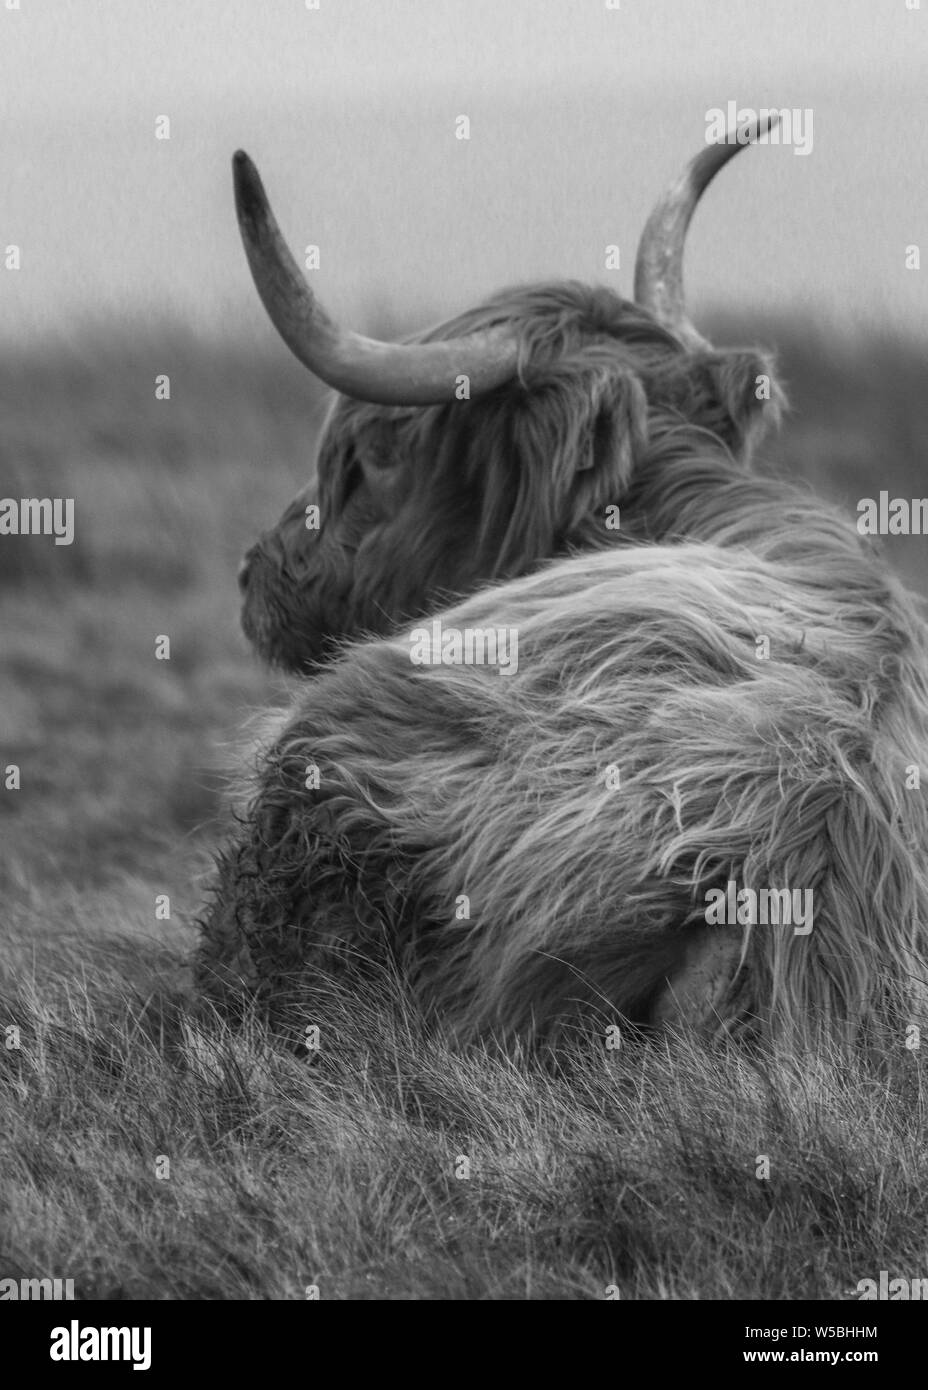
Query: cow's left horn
xmin=233 ymin=151 xmax=520 ymax=405
xmin=634 ymin=114 xmax=779 ymax=348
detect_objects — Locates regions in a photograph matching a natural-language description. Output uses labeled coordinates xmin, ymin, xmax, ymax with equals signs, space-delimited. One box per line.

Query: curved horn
xmin=233 ymin=151 xmax=520 ymax=406
xmin=634 ymin=114 xmax=779 ymax=347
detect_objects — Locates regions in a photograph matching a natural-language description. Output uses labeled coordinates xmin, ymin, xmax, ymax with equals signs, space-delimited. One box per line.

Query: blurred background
xmin=1 ymin=0 xmax=926 ymax=899
xmin=2 ymin=0 xmax=927 ymax=339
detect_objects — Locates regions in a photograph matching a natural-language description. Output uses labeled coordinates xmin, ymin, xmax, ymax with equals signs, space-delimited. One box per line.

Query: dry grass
xmin=2 ymin=319 xmax=928 ymax=1299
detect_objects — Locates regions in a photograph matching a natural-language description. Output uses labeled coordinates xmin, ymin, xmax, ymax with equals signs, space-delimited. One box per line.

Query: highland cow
xmin=233 ymin=124 xmax=784 ymax=671
xmin=198 ymin=120 xmax=928 ymax=1046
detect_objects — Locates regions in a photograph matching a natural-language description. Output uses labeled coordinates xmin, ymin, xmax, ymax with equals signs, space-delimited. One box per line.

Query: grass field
xmin=1 ymin=317 xmax=927 ymax=1300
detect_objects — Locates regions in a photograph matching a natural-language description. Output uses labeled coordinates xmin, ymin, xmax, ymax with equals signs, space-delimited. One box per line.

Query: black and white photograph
xmin=1 ymin=0 xmax=927 ymax=1343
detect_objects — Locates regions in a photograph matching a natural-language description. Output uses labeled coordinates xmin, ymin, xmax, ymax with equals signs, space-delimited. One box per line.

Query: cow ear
xmin=577 ymin=364 xmax=650 ymax=480
xmin=460 ymin=358 xmax=650 ymax=571
xmin=701 ymin=348 xmax=786 ymax=456
xmin=515 ymin=356 xmax=650 ymax=493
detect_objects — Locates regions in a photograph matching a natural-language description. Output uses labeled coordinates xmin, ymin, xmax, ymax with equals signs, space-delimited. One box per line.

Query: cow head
xmin=234 ymin=121 xmax=780 ymax=671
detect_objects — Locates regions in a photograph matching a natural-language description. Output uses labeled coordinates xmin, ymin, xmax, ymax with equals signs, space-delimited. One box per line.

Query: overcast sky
xmin=2 ymin=0 xmax=926 ymax=345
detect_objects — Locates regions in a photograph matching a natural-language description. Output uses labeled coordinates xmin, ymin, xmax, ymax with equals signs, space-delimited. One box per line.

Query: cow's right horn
xmin=634 ymin=114 xmax=779 ymax=348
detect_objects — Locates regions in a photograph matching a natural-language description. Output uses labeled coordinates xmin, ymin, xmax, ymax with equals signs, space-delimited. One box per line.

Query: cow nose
xmin=237 ymin=556 xmax=251 ymax=593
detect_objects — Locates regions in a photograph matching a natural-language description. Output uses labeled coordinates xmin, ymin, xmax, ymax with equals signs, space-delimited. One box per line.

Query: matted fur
xmin=201 ymin=542 xmax=928 ymax=1050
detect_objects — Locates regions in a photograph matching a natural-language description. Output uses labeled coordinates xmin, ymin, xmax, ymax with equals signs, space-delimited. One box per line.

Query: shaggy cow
xmin=198 ymin=122 xmax=928 ymax=1048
